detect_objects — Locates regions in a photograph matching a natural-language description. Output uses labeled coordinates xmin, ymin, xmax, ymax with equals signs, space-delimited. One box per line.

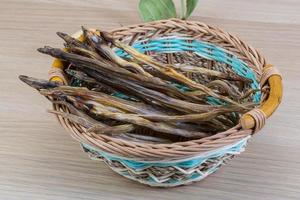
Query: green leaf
xmin=181 ymin=0 xmax=199 ymax=19
xmin=139 ymin=0 xmax=177 ymax=22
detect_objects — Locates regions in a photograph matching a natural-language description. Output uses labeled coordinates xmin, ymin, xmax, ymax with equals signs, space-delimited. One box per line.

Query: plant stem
xmin=181 ymin=0 xmax=187 ymax=19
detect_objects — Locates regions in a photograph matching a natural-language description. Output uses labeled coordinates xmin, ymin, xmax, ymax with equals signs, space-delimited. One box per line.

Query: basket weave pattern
xmin=81 ymin=137 xmax=248 ymax=186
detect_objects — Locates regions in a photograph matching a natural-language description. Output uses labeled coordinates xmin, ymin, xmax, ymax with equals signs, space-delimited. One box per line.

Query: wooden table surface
xmin=1 ymin=0 xmax=299 ymax=199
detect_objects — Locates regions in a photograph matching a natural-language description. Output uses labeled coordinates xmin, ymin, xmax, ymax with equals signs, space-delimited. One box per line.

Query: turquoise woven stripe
xmin=81 ymin=137 xmax=249 ymax=185
xmin=114 ymin=37 xmax=261 ymax=103
xmin=81 ymin=137 xmax=248 ymax=171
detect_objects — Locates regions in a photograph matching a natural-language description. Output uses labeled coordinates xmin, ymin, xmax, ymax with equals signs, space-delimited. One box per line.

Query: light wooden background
xmin=0 ymin=0 xmax=299 ymax=199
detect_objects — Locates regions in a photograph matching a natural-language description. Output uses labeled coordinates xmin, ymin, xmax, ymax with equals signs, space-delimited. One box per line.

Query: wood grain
xmin=0 ymin=0 xmax=299 ymax=199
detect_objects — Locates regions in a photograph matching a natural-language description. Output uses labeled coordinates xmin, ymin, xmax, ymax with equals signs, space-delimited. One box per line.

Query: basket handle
xmin=240 ymin=64 xmax=283 ymax=132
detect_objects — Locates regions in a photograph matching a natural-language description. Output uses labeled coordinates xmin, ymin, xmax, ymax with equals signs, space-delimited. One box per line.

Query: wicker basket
xmin=48 ymin=19 xmax=282 ymax=187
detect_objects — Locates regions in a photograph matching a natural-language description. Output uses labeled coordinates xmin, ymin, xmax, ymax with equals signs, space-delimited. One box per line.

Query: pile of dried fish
xmin=19 ymin=27 xmax=258 ymax=143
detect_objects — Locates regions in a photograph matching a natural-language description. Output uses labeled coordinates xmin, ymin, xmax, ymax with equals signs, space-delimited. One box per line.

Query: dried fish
xmin=19 ymin=27 xmax=259 ymax=143
xmin=48 ymin=109 xmax=134 ymax=135
xmin=57 ymin=32 xmax=92 ymax=51
xmin=19 ymin=75 xmax=61 ymax=90
xmin=138 ymin=106 xmax=249 ymax=122
xmin=89 ymin=102 xmax=210 ymax=139
xmin=66 ymin=46 xmax=102 ymax=60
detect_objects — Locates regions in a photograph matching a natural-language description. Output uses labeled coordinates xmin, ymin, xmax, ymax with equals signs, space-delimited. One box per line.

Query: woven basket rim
xmin=49 ymin=18 xmax=281 ymax=160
